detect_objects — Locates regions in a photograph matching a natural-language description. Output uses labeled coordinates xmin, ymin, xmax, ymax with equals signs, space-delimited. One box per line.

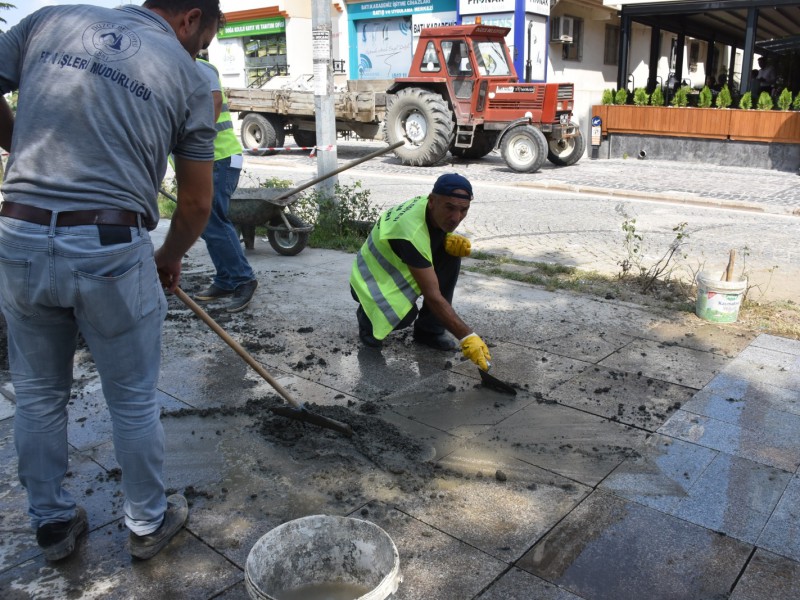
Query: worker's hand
xmin=154 ymin=247 xmax=182 ymax=293
xmin=445 ymin=233 xmax=471 ymax=257
xmin=459 ymin=333 xmax=491 ymax=371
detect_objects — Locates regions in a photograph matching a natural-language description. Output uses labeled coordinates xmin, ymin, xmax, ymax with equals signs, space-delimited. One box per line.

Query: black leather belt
xmin=0 ymin=201 xmax=149 ymax=229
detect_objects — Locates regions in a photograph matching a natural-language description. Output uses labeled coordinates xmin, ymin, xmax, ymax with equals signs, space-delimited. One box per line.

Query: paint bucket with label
xmin=695 ymin=272 xmax=747 ymax=323
xmin=245 ymin=515 xmax=401 ymax=600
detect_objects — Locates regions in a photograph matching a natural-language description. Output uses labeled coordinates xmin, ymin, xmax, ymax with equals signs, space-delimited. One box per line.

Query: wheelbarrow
xmin=228 ymin=187 xmax=310 ymax=256
xmin=160 ymin=140 xmax=403 ymax=256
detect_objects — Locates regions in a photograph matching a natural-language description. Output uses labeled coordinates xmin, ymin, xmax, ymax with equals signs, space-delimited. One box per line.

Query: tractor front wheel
xmin=547 ymin=121 xmax=586 ymax=166
xmin=500 ymin=125 xmax=547 ymax=173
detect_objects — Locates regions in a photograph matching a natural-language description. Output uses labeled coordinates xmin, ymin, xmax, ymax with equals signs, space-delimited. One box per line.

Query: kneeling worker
xmin=349 ymin=173 xmax=491 ymax=371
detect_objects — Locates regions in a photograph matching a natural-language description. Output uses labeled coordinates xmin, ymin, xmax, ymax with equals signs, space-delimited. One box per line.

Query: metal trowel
xmin=479 ymin=362 xmax=517 ymax=395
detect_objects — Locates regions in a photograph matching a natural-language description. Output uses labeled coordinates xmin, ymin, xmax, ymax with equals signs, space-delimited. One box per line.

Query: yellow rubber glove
xmin=445 ymin=233 xmax=471 ymax=258
xmin=459 ymin=333 xmax=491 ymax=371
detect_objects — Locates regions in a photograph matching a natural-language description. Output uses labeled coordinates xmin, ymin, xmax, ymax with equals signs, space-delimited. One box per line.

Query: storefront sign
xmin=348 ymin=0 xmax=451 ymax=20
xmin=218 ymin=17 xmax=285 ymax=39
xmin=459 ymin=0 xmax=515 ymax=15
xmin=412 ymin=11 xmax=457 ymax=36
xmin=525 ymin=0 xmax=550 ymax=17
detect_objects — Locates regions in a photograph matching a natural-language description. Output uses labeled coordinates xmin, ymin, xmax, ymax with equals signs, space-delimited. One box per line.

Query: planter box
xmin=728 ymin=110 xmax=800 ymax=143
xmin=592 ymin=104 xmax=800 ymax=144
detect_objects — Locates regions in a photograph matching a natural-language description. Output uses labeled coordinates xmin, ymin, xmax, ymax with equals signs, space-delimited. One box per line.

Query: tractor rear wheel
xmin=547 ymin=121 xmax=586 ymax=166
xmin=241 ymin=113 xmax=285 ymax=155
xmin=500 ymin=125 xmax=547 ymax=173
xmin=385 ymin=88 xmax=454 ymax=167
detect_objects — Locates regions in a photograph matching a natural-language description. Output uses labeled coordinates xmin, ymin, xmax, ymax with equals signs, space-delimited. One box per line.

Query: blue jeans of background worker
xmin=0 ymin=216 xmax=168 ymax=535
xmin=202 ymin=157 xmax=255 ymax=290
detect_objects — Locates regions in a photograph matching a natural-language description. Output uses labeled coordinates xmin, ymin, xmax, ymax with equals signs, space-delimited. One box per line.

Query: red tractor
xmin=385 ymin=24 xmax=584 ymax=173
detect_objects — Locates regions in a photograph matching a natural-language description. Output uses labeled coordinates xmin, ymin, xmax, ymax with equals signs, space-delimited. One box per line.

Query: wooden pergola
xmin=607 ymin=0 xmax=800 ymax=94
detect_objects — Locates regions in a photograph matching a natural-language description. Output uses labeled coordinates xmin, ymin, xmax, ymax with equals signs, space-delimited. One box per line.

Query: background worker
xmin=0 ymin=0 xmax=220 ymax=561
xmin=350 ymin=173 xmax=491 ymax=371
xmin=193 ymin=56 xmax=259 ymax=312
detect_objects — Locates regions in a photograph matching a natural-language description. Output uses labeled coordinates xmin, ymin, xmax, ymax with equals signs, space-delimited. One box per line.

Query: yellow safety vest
xmin=350 ymin=196 xmax=433 ymax=339
xmin=197 ymin=58 xmax=241 ymax=161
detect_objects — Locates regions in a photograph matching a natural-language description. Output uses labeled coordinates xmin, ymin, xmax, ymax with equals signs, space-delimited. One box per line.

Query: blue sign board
xmin=591 ymin=115 xmax=602 ymax=127
xmin=347 ymin=0 xmax=452 ymax=20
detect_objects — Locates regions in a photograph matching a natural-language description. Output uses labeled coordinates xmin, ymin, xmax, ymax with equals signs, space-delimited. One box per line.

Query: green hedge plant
xmin=715 ymin=85 xmax=732 ymax=109
xmin=739 ymin=91 xmax=752 ymax=110
xmin=777 ymin=88 xmax=792 ymax=111
xmin=650 ymin=86 xmax=665 ymax=106
xmin=757 ymin=91 xmax=774 ymax=111
xmin=697 ymin=86 xmax=713 ymax=108
xmin=671 ymin=86 xmax=690 ymax=107
xmin=601 ymin=89 xmax=614 ymax=105
xmin=633 ymin=87 xmax=649 ymax=106
xmin=793 ymin=92 xmax=800 ymax=111
xmin=614 ymin=88 xmax=629 ymax=105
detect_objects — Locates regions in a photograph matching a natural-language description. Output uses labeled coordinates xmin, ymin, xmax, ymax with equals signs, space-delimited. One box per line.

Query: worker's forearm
xmin=424 ymin=293 xmax=471 ymax=340
xmin=0 ymin=95 xmax=14 ymax=152
xmin=159 ymin=197 xmax=211 ymax=262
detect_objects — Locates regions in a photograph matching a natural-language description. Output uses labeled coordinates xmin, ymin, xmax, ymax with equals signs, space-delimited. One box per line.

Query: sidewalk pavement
xmin=1 ymin=216 xmax=800 ymax=599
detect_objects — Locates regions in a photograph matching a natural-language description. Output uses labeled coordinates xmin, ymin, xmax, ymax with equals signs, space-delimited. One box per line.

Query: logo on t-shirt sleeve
xmin=82 ymin=22 xmax=141 ymax=62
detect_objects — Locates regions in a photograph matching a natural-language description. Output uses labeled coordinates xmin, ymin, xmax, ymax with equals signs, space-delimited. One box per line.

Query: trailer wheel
xmin=386 ymin=87 xmax=454 ymax=167
xmin=292 ymin=129 xmax=316 ymax=148
xmin=547 ymin=121 xmax=586 ymax=166
xmin=241 ymin=113 xmax=285 ymax=155
xmin=450 ymin=131 xmax=498 ymax=159
xmin=500 ymin=125 xmax=547 ymax=173
xmin=267 ymin=213 xmax=309 ymax=256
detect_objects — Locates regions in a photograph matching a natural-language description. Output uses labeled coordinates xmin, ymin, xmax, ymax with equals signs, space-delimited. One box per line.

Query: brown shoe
xmin=128 ymin=494 xmax=188 ymax=560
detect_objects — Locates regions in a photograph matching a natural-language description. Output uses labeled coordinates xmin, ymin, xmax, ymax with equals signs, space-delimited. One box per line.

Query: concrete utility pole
xmin=311 ymin=0 xmax=337 ymax=200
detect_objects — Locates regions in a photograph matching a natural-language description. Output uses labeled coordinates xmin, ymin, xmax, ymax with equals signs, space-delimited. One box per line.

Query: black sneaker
xmin=227 ymin=279 xmax=258 ymax=313
xmin=414 ymin=328 xmax=457 ymax=351
xmin=129 ymin=494 xmax=189 ymax=560
xmin=357 ymin=306 xmax=382 ymax=348
xmin=36 ymin=506 xmax=88 ymax=561
xmin=194 ymin=284 xmax=234 ymax=302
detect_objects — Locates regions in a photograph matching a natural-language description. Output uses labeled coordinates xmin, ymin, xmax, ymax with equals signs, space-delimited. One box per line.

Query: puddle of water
xmin=272 ymin=581 xmax=372 ymax=600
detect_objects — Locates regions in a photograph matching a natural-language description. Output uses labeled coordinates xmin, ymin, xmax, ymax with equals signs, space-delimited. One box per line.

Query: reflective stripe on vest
xmin=349 ymin=196 xmax=432 ymax=339
xmin=198 ymin=59 xmax=241 ymax=161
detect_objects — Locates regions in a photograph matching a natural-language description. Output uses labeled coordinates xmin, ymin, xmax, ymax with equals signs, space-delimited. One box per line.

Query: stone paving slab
xmin=758 ymin=473 xmax=800 ymax=562
xmin=517 ymin=491 xmax=753 ymax=600
xmin=730 ymin=549 xmax=800 ymax=600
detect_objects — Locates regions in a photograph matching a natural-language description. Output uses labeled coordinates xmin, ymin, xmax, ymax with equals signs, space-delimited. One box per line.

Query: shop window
xmin=244 ymin=33 xmax=288 ymax=87
xmin=561 ymin=17 xmax=583 ymax=62
xmin=420 ymin=42 xmax=441 ymax=72
xmin=604 ymin=24 xmax=619 ymax=66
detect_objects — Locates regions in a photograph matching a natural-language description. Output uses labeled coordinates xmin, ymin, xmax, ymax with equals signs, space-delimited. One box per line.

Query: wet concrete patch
xmin=471 ymin=401 xmax=648 ymax=486
xmin=659 ymin=409 xmax=800 ymax=472
xmin=396 ymin=451 xmax=590 ymax=562
xmin=599 ymin=338 xmax=730 ymax=388
xmin=354 ymin=501 xmax=507 ymax=600
xmin=450 ymin=341 xmax=591 ymax=396
xmin=478 ymin=567 xmax=585 ymax=600
xmin=548 ymin=366 xmax=694 ymax=430
xmin=730 ymin=549 xmax=800 ymax=600
xmin=518 ymin=491 xmax=753 ymax=600
xmin=646 ymin=321 xmax=757 ymax=358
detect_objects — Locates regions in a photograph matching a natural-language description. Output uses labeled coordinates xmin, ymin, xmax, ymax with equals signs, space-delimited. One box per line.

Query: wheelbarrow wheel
xmin=267 ymin=213 xmax=310 ymax=256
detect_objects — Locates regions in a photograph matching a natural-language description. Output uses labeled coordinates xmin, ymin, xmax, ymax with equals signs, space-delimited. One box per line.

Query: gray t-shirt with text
xmin=0 ymin=4 xmax=216 ymax=226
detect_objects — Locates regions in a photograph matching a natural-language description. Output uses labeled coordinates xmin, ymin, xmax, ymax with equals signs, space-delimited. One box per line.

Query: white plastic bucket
xmin=695 ymin=272 xmax=747 ymax=324
xmin=245 ymin=515 xmax=401 ymax=600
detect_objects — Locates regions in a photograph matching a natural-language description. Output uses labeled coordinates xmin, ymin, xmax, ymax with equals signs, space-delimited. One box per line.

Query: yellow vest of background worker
xmin=197 ymin=58 xmax=241 ymax=161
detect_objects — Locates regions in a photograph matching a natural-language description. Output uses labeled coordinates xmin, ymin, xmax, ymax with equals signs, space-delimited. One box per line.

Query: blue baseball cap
xmin=432 ymin=173 xmax=473 ymax=201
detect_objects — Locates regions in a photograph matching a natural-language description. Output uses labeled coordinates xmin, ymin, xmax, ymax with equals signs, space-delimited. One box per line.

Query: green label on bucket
xmin=696 ymin=290 xmax=743 ymax=323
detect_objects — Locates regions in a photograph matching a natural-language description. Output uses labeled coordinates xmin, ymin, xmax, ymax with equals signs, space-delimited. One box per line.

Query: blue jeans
xmin=0 ymin=216 xmax=168 ymax=535
xmin=201 ymin=157 xmax=255 ymax=290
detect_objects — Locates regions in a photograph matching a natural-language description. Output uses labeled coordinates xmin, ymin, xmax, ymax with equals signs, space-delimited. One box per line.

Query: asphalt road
xmin=241 ymin=140 xmax=800 ymax=302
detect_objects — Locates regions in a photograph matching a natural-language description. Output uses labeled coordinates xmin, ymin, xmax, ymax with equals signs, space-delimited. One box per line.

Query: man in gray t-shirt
xmin=0 ymin=0 xmax=221 ymax=562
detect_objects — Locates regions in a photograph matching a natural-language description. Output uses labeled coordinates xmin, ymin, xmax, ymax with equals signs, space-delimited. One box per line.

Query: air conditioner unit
xmin=550 ymin=16 xmax=574 ymax=44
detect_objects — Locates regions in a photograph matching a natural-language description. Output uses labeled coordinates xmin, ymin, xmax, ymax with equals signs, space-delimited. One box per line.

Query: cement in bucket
xmin=695 ymin=271 xmax=747 ymax=324
xmin=245 ymin=515 xmax=401 ymax=600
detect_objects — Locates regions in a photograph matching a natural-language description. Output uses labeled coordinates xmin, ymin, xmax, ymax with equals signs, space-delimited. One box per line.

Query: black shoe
xmin=227 ymin=280 xmax=258 ymax=313
xmin=128 ymin=494 xmax=189 ymax=560
xmin=36 ymin=506 xmax=88 ymax=561
xmin=414 ymin=328 xmax=457 ymax=351
xmin=357 ymin=307 xmax=382 ymax=348
xmin=194 ymin=284 xmax=234 ymax=302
